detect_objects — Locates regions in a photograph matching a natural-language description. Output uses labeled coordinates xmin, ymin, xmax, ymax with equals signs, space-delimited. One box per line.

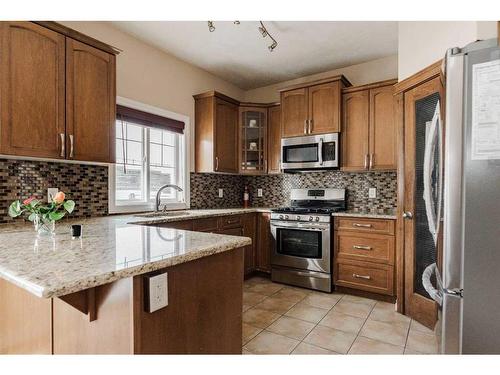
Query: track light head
xmin=208 ymin=21 xmax=215 ymax=32
xmin=233 ymin=21 xmax=240 ymax=25
xmin=258 ymin=26 xmax=268 ymax=37
xmin=268 ymin=41 xmax=277 ymax=52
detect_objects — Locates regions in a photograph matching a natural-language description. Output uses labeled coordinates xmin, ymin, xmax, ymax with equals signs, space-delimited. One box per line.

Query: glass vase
xmin=33 ymin=215 xmax=56 ymax=236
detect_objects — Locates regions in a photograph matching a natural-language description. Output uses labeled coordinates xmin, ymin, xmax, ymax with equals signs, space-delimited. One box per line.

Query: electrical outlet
xmin=47 ymin=188 xmax=58 ymax=203
xmin=257 ymin=188 xmax=263 ymax=197
xmin=145 ymin=272 xmax=168 ymax=313
xmin=218 ymin=188 xmax=224 ymax=198
xmin=368 ymin=188 xmax=377 ymax=199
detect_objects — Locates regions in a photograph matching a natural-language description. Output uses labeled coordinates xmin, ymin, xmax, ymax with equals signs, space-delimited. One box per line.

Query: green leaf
xmin=29 ymin=199 xmax=40 ymax=208
xmin=8 ymin=201 xmax=21 ymax=217
xmin=64 ymin=200 xmax=75 ymax=213
xmin=49 ymin=211 xmax=65 ymax=221
xmin=28 ymin=212 xmax=38 ymax=222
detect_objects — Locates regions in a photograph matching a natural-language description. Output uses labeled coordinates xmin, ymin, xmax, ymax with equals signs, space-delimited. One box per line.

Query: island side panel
xmin=0 ymin=278 xmax=53 ymax=354
xmin=52 ymin=278 xmax=134 ymax=354
xmin=133 ymin=247 xmax=244 ymax=354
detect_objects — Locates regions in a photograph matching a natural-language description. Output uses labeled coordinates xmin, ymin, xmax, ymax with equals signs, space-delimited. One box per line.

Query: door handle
xmin=403 ymin=211 xmax=413 ymax=219
xmin=309 ymin=119 xmax=313 ymax=134
xmin=69 ymin=134 xmax=74 ymax=158
xmin=369 ymin=153 xmax=374 ymax=169
xmin=318 ymin=138 xmax=324 ymax=165
xmin=59 ymin=133 xmax=65 ymax=157
xmin=215 ymin=156 xmax=219 ymax=171
xmin=353 ymin=273 xmax=371 ymax=280
xmin=364 ymin=154 xmax=369 ymax=170
xmin=304 ymin=120 xmax=308 ymax=134
xmin=353 ymin=223 xmax=372 ymax=228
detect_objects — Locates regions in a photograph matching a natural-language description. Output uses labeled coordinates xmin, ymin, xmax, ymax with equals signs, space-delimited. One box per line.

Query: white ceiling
xmin=111 ymin=21 xmax=398 ymax=90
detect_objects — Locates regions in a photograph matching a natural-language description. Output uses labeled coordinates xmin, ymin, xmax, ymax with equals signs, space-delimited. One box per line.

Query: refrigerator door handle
xmin=422 ymin=263 xmax=443 ymax=306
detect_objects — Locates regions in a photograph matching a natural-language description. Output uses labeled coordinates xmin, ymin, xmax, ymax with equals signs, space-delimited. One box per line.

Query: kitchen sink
xmin=135 ymin=211 xmax=191 ymax=218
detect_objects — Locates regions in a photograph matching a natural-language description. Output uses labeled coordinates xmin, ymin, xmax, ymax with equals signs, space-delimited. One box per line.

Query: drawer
xmin=192 ymin=217 xmax=219 ymax=232
xmin=336 ymin=232 xmax=395 ymax=265
xmin=335 ymin=217 xmax=395 ymax=235
xmin=217 ymin=227 xmax=244 ymax=236
xmin=219 ymin=215 xmax=243 ymax=229
xmin=335 ymin=259 xmax=394 ymax=295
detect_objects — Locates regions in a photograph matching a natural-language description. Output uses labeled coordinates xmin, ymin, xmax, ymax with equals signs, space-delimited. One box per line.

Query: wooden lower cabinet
xmin=334 ymin=216 xmax=396 ymax=297
xmin=255 ymin=213 xmax=272 ymax=273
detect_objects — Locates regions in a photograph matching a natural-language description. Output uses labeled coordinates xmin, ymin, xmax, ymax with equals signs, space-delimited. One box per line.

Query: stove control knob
xmin=296 ymin=215 xmax=301 ymax=221
xmin=315 ymin=217 xmax=320 ymax=222
xmin=284 ymin=215 xmax=289 ymax=220
xmin=279 ymin=215 xmax=284 ymax=220
xmin=309 ymin=216 xmax=314 ymax=221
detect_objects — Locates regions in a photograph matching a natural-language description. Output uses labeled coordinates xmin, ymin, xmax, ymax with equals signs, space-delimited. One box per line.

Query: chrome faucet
xmin=155 ymin=184 xmax=183 ymax=211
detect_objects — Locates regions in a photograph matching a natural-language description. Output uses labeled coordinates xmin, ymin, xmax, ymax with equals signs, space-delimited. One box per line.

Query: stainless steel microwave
xmin=281 ymin=133 xmax=339 ymax=171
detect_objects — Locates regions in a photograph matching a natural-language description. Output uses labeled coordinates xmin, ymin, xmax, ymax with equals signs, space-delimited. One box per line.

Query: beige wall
xmin=243 ymin=55 xmax=398 ymax=103
xmin=60 ymin=21 xmax=245 ymax=171
xmin=398 ymin=21 xmax=498 ymax=81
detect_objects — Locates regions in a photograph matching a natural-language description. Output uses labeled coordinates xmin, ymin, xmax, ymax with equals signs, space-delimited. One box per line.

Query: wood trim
xmin=193 ymin=90 xmax=240 ymax=106
xmin=33 ymin=21 xmax=120 ymax=55
xmin=395 ymin=92 xmax=405 ymax=314
xmin=342 ymin=78 xmax=398 ymax=93
xmin=117 ymin=104 xmax=185 ymax=134
xmin=59 ymin=288 xmax=97 ymax=322
xmin=335 ymin=286 xmax=396 ymax=303
xmin=394 ymin=60 xmax=443 ymax=94
xmin=239 ymin=101 xmax=280 ymax=108
xmin=278 ymin=74 xmax=351 ymax=92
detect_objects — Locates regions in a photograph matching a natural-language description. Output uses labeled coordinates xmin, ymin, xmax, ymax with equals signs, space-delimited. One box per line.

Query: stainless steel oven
xmin=281 ymin=133 xmax=339 ymax=171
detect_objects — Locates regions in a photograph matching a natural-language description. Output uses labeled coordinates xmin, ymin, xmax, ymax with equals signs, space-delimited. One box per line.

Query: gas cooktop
xmin=271 ymin=206 xmax=345 ymax=215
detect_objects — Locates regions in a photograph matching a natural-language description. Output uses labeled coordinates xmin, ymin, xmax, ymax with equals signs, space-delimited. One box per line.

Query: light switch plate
xmin=218 ymin=188 xmax=224 ymax=198
xmin=144 ymin=272 xmax=168 ymax=313
xmin=368 ymin=188 xmax=377 ymax=199
xmin=47 ymin=188 xmax=58 ymax=203
xmin=257 ymin=188 xmax=263 ymax=197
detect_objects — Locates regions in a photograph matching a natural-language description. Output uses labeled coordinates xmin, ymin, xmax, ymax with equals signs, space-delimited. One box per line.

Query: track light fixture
xmin=207 ymin=21 xmax=278 ymax=52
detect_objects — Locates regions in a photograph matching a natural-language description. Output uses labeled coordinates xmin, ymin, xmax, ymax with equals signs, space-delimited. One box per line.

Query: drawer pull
xmin=352 ymin=273 xmax=371 ymax=280
xmin=353 ymin=245 xmax=372 ymax=250
xmin=226 ymin=219 xmax=239 ymax=224
xmin=353 ymin=223 xmax=372 ymax=228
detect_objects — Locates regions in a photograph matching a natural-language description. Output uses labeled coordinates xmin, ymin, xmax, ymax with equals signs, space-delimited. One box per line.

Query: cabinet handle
xmin=304 ymin=120 xmax=308 ymax=134
xmin=369 ymin=154 xmax=374 ymax=169
xmin=59 ymin=133 xmax=65 ymax=157
xmin=215 ymin=156 xmax=219 ymax=171
xmin=226 ymin=219 xmax=239 ymax=224
xmin=309 ymin=119 xmax=313 ymax=134
xmin=353 ymin=245 xmax=372 ymax=250
xmin=264 ymin=159 xmax=267 ymax=172
xmin=353 ymin=223 xmax=372 ymax=228
xmin=69 ymin=135 xmax=74 ymax=158
xmin=353 ymin=273 xmax=371 ymax=280
xmin=364 ymin=154 xmax=369 ymax=170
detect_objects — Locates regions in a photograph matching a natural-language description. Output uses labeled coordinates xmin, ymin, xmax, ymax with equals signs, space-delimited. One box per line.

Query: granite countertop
xmin=0 ymin=215 xmax=251 ymax=299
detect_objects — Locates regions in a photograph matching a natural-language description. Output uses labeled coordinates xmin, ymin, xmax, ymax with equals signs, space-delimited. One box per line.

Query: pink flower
xmin=23 ymin=197 xmax=36 ymax=205
xmin=53 ymin=191 xmax=66 ymax=204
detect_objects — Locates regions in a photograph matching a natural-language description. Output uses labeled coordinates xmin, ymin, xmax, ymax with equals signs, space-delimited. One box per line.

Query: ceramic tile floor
xmin=242 ymin=276 xmax=439 ymax=355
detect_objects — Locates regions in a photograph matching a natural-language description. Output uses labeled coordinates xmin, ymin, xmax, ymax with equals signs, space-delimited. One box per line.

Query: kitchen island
xmin=0 ymin=215 xmax=251 ymax=354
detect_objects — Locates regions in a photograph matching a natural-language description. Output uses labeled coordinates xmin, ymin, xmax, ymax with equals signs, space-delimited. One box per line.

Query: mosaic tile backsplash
xmin=190 ymin=171 xmax=397 ymax=212
xmin=0 ymin=159 xmax=108 ymax=224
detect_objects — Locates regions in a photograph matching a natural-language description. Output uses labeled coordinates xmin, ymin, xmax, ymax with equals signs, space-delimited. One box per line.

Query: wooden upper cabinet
xmin=280 ymin=76 xmax=348 ymax=138
xmin=369 ymin=85 xmax=396 ymax=170
xmin=215 ymin=98 xmax=239 ymax=173
xmin=341 ymin=79 xmax=397 ymax=171
xmin=342 ymin=90 xmax=370 ymax=171
xmin=267 ymin=104 xmax=281 ymax=174
xmin=308 ymin=81 xmax=341 ymax=134
xmin=239 ymin=106 xmax=267 ymax=175
xmin=66 ymin=39 xmax=116 ymax=163
xmin=281 ymin=88 xmax=308 ymax=138
xmin=0 ymin=22 xmax=66 ymax=159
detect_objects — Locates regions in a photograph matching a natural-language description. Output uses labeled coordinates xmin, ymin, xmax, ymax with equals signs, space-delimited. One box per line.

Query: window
xmin=109 ymin=98 xmax=189 ymax=213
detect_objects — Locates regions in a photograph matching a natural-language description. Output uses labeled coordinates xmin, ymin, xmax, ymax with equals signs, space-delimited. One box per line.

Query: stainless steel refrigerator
xmin=425 ymin=38 xmax=500 ymax=354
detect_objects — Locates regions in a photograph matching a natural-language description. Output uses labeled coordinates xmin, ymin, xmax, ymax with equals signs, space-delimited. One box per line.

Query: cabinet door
xmin=239 ymin=107 xmax=267 ymax=174
xmin=267 ymin=105 xmax=281 ymax=174
xmin=341 ymin=90 xmax=369 ymax=171
xmin=369 ymin=85 xmax=396 ymax=170
xmin=214 ymin=98 xmax=238 ymax=173
xmin=0 ymin=22 xmax=65 ymax=159
xmin=66 ymin=38 xmax=116 ymax=163
xmin=308 ymin=81 xmax=341 ymax=134
xmin=281 ymin=88 xmax=308 ymax=138
xmin=256 ymin=213 xmax=272 ymax=273
xmin=242 ymin=214 xmax=256 ymax=275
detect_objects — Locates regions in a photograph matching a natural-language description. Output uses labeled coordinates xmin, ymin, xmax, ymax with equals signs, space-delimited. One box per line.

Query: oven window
xmin=283 ymin=144 xmax=318 ymax=163
xmin=277 ymin=229 xmax=322 ymax=259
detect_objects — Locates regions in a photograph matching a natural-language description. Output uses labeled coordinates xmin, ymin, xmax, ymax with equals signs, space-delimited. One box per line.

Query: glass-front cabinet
xmin=239 ymin=106 xmax=268 ymax=174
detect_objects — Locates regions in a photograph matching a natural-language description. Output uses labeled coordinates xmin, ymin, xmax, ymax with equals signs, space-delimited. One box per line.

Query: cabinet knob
xmin=403 ymin=211 xmax=413 ymax=219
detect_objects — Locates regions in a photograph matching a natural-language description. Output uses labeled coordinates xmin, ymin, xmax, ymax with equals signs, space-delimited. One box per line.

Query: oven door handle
xmin=270 ymin=222 xmax=330 ymax=231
